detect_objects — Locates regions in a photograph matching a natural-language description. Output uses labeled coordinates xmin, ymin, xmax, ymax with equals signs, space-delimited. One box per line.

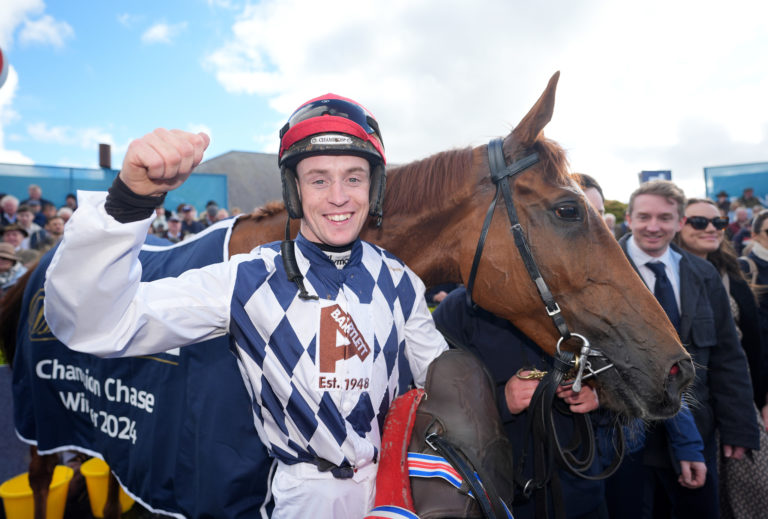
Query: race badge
xmin=316 ymin=303 xmax=371 ymax=391
xmin=311 ymin=134 xmax=353 ymax=146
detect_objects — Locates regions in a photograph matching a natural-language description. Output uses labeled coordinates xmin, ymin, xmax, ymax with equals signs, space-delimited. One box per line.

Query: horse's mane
xmin=246 ymin=200 xmax=287 ymax=221
xmin=383 ymin=147 xmax=475 ymax=215
xmin=531 ymin=137 xmax=571 ymax=187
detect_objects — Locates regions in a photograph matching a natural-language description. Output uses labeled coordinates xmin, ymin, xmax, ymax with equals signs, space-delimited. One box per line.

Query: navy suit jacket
xmin=619 ymin=235 xmax=759 ymax=450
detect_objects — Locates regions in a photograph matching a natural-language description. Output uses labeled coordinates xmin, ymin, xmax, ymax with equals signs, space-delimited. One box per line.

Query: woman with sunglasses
xmin=676 ymin=198 xmax=768 ymax=519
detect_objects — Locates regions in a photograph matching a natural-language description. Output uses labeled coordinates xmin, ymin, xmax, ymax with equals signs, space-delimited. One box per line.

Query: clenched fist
xmin=120 ymin=129 xmax=210 ymax=196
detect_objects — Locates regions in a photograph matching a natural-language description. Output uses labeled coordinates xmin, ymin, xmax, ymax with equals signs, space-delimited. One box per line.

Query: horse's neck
xmin=360 ymin=218 xmax=461 ymax=287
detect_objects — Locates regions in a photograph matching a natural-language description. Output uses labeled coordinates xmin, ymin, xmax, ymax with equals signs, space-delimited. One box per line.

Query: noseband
xmin=464 ymin=138 xmax=613 ymax=392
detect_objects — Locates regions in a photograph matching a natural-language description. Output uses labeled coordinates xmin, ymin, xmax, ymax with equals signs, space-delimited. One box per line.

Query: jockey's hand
xmin=504 ymin=374 xmax=540 ymax=414
xmin=556 ymin=384 xmax=599 ymax=414
xmin=120 ymin=129 xmax=210 ymax=196
xmin=722 ymin=444 xmax=747 ymax=460
xmin=678 ymin=460 xmax=706 ymax=489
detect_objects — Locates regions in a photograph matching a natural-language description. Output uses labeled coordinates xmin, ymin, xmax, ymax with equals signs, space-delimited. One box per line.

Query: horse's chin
xmin=595 ymin=367 xmax=683 ymax=420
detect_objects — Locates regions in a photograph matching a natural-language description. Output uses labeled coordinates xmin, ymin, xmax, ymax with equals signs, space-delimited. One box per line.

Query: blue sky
xmin=1 ymin=0 xmax=767 ymax=202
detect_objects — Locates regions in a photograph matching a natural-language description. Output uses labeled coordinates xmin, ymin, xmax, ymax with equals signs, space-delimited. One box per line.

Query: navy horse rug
xmin=12 ymin=218 xmax=274 ymax=519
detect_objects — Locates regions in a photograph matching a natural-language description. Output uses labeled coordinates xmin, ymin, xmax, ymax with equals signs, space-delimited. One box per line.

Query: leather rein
xmin=460 ymin=138 xmax=625 ymax=517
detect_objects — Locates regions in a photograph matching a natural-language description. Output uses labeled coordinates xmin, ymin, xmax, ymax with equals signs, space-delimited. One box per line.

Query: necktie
xmin=646 ymin=261 xmax=680 ymax=331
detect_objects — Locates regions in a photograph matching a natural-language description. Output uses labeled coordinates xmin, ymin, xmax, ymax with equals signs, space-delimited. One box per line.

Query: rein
xmin=460 ymin=138 xmax=623 ymax=518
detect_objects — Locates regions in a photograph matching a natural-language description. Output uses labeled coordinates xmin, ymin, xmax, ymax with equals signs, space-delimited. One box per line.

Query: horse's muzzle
xmin=664 ymin=356 xmax=695 ymax=406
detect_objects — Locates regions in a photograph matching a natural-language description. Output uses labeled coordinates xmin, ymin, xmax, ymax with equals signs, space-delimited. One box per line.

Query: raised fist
xmin=120 ymin=128 xmax=210 ymax=196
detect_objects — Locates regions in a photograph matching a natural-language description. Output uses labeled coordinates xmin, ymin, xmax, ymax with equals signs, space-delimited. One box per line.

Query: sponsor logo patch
xmin=311 ymin=134 xmax=354 ymax=146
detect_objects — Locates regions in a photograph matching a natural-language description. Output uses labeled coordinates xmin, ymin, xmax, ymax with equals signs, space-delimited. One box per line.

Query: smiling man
xmin=44 ymin=94 xmax=448 ymax=518
xmin=607 ymin=180 xmax=759 ymax=519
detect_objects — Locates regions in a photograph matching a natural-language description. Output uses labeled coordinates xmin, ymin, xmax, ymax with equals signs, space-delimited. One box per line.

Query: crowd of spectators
xmin=0 ymin=183 xmax=238 ymax=294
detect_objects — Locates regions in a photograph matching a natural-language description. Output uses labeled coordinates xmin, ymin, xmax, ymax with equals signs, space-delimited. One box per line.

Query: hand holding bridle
xmin=120 ymin=129 xmax=210 ymax=196
xmin=504 ymin=372 xmax=540 ymax=414
xmin=556 ymin=383 xmax=599 ymax=414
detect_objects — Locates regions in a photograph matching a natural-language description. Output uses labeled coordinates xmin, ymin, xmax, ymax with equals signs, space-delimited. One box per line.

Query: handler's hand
xmin=120 ymin=129 xmax=210 ymax=196
xmin=504 ymin=374 xmax=540 ymax=415
xmin=556 ymin=384 xmax=599 ymax=414
xmin=678 ymin=460 xmax=706 ymax=489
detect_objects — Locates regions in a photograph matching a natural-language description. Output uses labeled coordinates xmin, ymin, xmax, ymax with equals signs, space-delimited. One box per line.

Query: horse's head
xmin=460 ymin=72 xmax=694 ymax=420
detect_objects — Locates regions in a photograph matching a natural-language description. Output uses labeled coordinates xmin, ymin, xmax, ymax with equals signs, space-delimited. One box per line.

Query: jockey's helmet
xmin=278 ymin=94 xmax=386 ymax=220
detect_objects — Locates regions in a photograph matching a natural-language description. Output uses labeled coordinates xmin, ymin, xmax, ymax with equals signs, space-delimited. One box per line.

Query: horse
xmin=0 ymin=71 xmax=693 ymax=518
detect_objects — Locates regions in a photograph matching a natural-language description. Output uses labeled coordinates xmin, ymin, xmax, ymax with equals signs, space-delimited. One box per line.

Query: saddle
xmin=372 ymin=349 xmax=515 ymax=518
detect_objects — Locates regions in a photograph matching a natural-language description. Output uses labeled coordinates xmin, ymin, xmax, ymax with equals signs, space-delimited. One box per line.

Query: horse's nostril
xmin=669 ymin=364 xmax=679 ymax=376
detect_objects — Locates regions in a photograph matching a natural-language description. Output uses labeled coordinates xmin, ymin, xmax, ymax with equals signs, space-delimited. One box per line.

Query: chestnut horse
xmin=0 ymin=72 xmax=693 ymax=518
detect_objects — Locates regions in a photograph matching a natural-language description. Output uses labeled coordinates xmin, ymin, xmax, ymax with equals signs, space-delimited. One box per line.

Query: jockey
xmin=44 ymin=94 xmax=448 ymax=518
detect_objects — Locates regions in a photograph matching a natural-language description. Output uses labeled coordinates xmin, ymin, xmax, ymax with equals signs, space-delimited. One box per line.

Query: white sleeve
xmin=403 ymin=271 xmax=449 ymax=387
xmin=44 ymin=190 xmax=235 ymax=358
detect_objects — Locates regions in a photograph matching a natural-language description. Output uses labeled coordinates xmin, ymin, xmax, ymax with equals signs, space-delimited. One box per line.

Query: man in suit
xmin=607 ymin=180 xmax=759 ymax=518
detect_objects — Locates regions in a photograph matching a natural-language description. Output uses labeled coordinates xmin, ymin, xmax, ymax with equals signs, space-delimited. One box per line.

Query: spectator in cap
xmin=163 ymin=213 xmax=185 ymax=243
xmin=25 ymin=199 xmax=47 ymax=227
xmin=181 ymin=204 xmax=204 ymax=235
xmin=201 ymin=200 xmax=219 ymax=228
xmin=716 ymin=191 xmax=731 ymax=214
xmin=0 ymin=242 xmax=27 ymax=294
xmin=737 ymin=187 xmax=762 ymax=210
xmin=1 ymin=223 xmax=29 ymax=250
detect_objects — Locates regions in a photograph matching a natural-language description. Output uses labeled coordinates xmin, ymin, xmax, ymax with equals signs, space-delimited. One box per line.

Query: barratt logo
xmin=319 ymin=305 xmax=371 ymax=373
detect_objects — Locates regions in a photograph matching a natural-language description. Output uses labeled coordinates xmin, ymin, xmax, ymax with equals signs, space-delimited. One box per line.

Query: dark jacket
xmin=433 ymin=287 xmax=613 ymax=519
xmin=744 ymin=252 xmax=768 ymax=407
xmin=619 ymin=235 xmax=759 ymax=450
xmin=727 ymin=271 xmax=767 ymax=408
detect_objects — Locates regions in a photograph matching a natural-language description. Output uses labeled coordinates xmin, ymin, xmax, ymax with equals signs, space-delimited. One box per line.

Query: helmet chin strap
xmin=281 ymin=218 xmax=318 ymax=301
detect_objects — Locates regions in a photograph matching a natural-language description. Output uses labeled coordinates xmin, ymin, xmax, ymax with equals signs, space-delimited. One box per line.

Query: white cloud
xmin=204 ymin=0 xmax=768 ymax=202
xmin=0 ymin=65 xmax=32 ymax=164
xmin=18 ymin=14 xmax=74 ymax=48
xmin=117 ymin=13 xmax=143 ymax=28
xmin=27 ymin=121 xmax=114 ymax=150
xmin=0 ymin=0 xmax=43 ymax=49
xmin=141 ymin=21 xmax=188 ymax=45
xmin=187 ymin=123 xmax=213 ymax=141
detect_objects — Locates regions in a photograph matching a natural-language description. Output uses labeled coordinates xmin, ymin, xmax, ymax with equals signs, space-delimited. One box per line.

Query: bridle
xmin=459 ymin=138 xmax=624 ymax=518
xmin=464 ymin=137 xmax=614 ymax=392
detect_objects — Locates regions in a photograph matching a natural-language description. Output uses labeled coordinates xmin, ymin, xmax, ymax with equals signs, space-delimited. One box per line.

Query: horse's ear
xmin=511 ymin=71 xmax=560 ymax=147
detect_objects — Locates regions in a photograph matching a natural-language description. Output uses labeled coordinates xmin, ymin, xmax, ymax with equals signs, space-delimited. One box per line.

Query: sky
xmin=1 ymin=0 xmax=767 ymax=203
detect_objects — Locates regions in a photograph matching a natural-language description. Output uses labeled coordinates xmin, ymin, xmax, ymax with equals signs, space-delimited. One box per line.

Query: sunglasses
xmin=685 ymin=215 xmax=729 ymax=230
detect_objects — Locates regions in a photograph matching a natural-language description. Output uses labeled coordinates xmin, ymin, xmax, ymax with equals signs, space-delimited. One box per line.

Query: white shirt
xmin=627 ymin=236 xmax=682 ymax=313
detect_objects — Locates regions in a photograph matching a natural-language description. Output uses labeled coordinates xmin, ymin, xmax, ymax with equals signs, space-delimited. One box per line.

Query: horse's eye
xmin=554 ymin=205 xmax=580 ymax=220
